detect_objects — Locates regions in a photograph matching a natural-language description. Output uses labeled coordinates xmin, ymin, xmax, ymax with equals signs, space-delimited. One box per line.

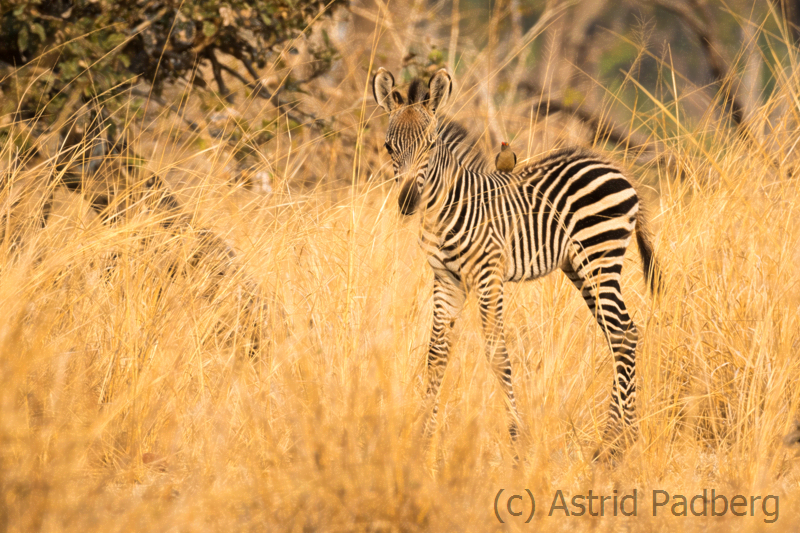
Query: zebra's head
xmin=372 ymin=67 xmax=452 ymax=215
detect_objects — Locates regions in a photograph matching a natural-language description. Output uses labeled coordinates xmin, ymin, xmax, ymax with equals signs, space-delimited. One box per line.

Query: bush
xmin=0 ymin=0 xmax=346 ymax=120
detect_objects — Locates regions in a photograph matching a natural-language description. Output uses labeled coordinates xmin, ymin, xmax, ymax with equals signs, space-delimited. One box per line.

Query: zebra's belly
xmin=422 ymin=231 xmax=566 ymax=286
xmin=501 ymin=229 xmax=566 ymax=283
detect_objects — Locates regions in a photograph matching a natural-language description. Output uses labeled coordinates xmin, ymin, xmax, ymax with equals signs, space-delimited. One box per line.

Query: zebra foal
xmin=373 ymin=67 xmax=660 ymax=458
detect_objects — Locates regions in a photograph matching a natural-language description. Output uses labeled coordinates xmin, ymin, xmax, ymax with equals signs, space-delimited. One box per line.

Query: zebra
xmin=372 ymin=67 xmax=660 ymax=458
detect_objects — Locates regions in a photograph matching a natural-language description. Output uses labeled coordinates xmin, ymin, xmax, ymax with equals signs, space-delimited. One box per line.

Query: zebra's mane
xmin=435 ymin=118 xmax=593 ymax=178
xmin=436 ymin=117 xmax=489 ymax=172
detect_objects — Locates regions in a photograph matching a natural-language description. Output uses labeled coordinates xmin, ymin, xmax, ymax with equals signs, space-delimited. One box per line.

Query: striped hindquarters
xmin=501 ymin=149 xmax=639 ymax=282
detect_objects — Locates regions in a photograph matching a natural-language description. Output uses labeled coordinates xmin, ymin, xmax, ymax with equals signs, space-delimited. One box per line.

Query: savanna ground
xmin=2 ymin=1 xmax=800 ymax=531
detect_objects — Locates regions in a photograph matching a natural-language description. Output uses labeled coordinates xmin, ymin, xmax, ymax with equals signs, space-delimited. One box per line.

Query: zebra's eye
xmin=384 ymin=142 xmax=393 ymax=155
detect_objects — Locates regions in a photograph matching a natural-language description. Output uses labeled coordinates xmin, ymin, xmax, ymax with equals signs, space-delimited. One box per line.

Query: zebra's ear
xmin=426 ymin=68 xmax=452 ymax=114
xmin=373 ymin=68 xmax=402 ymax=113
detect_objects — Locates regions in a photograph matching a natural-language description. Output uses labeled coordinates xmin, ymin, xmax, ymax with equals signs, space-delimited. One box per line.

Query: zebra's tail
xmin=635 ymin=208 xmax=662 ymax=295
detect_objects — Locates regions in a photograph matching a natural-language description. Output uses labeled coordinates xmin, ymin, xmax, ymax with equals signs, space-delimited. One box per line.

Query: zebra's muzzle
xmin=398 ymin=178 xmax=420 ymax=215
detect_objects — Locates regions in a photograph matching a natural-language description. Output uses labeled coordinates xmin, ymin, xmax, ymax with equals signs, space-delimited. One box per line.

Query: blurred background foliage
xmin=1 ymin=0 xmax=799 ymax=190
xmin=0 ymin=0 xmax=344 ymax=122
xmin=2 ymin=1 xmax=798 ymax=160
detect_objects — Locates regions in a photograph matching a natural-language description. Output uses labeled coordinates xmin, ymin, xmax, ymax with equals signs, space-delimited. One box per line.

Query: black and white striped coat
xmin=374 ymin=68 xmax=659 ymax=457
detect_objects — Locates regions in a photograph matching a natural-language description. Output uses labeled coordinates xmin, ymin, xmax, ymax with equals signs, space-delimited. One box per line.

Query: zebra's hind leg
xmin=562 ymin=253 xmax=639 ymax=460
xmin=476 ymin=270 xmax=521 ymax=441
xmin=422 ymin=272 xmax=466 ymax=438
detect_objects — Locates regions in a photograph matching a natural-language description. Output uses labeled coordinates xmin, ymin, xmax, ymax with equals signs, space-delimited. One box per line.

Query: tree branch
xmin=519 ymin=80 xmax=654 ymax=151
xmin=206 ymin=49 xmax=234 ymax=103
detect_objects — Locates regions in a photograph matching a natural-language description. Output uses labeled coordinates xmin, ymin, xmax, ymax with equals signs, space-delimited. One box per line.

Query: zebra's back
xmin=433 ymin=147 xmax=640 ymax=284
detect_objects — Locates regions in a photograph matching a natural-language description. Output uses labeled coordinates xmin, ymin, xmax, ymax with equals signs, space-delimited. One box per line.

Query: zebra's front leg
xmin=422 ymin=272 xmax=465 ymax=438
xmin=476 ymin=272 xmax=521 ymax=441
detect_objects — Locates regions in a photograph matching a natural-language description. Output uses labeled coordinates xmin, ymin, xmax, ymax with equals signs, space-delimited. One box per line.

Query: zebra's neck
xmin=419 ymin=143 xmax=456 ymax=215
xmin=419 ymin=118 xmax=486 ymax=210
xmin=417 ymin=118 xmax=487 ymax=226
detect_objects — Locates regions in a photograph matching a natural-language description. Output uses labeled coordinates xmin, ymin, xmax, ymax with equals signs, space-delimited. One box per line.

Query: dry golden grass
xmin=2 ymin=6 xmax=800 ymax=532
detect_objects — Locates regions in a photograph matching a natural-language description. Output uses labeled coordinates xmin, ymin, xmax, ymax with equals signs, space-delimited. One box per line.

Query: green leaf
xmin=31 ymin=23 xmax=46 ymax=43
xmin=125 ymin=155 xmax=145 ymax=170
xmin=194 ymin=137 xmax=209 ymax=151
xmin=106 ymin=32 xmax=128 ymax=49
xmin=428 ymin=48 xmax=444 ymax=65
xmin=60 ymin=59 xmax=78 ymax=79
xmin=562 ymin=87 xmax=583 ymax=108
xmin=17 ymin=28 xmax=29 ymax=52
xmin=202 ymin=21 xmax=216 ymax=37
